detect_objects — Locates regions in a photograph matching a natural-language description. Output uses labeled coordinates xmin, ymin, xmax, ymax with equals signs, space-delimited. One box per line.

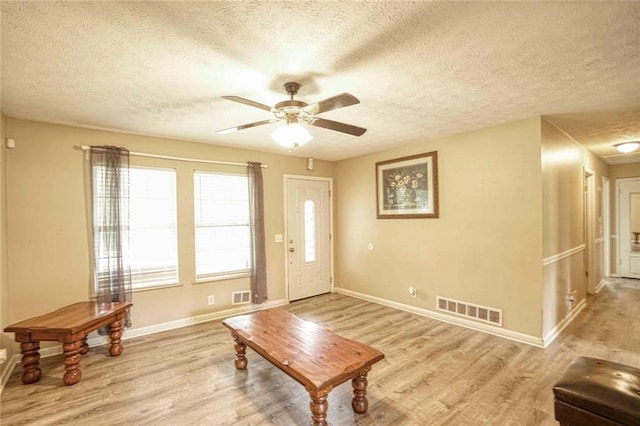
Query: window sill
xmin=194 ymin=272 xmax=251 ymax=284
xmin=132 ymin=282 xmax=183 ymax=293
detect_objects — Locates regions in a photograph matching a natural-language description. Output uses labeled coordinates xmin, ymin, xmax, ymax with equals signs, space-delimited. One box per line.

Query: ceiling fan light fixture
xmin=271 ymin=121 xmax=312 ymax=148
xmin=615 ymin=142 xmax=640 ymax=154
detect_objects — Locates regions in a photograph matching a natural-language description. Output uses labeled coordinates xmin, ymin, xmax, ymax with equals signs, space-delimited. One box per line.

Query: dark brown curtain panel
xmin=90 ymin=146 xmax=133 ymax=329
xmin=248 ymin=162 xmax=267 ymax=304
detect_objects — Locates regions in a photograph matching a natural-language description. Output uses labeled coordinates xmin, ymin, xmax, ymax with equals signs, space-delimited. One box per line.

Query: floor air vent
xmin=232 ymin=290 xmax=251 ymax=305
xmin=436 ymin=296 xmax=503 ymax=327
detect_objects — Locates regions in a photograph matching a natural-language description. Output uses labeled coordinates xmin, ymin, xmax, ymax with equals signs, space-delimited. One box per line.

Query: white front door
xmin=286 ymin=178 xmax=332 ymax=301
xmin=619 ymin=179 xmax=640 ymax=278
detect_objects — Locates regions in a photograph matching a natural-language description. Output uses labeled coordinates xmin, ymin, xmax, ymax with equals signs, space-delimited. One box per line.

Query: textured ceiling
xmin=1 ymin=1 xmax=639 ymax=162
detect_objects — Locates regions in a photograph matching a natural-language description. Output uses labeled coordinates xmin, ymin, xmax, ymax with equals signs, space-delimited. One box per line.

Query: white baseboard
xmin=334 ymin=287 xmax=544 ymax=347
xmin=542 ymin=298 xmax=587 ymax=347
xmin=0 ymin=354 xmax=21 ymax=392
xmin=0 ymin=299 xmax=287 ymax=393
xmin=122 ymin=298 xmax=287 ymax=341
xmin=594 ymin=279 xmax=606 ymax=293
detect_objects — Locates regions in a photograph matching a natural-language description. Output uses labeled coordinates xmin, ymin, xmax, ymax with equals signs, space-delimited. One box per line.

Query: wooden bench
xmin=222 ymin=308 xmax=385 ymax=426
xmin=4 ymin=301 xmax=132 ymax=386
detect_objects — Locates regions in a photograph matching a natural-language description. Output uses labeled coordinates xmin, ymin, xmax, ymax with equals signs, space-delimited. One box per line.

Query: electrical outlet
xmin=408 ymin=286 xmax=417 ymax=298
xmin=207 ymin=295 xmax=215 ymax=305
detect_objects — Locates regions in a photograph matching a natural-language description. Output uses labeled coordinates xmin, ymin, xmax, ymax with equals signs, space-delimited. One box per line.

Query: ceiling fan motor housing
xmin=284 ymin=81 xmax=300 ymax=97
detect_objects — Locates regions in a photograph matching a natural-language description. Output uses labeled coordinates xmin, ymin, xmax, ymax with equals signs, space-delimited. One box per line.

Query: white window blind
xmin=194 ymin=171 xmax=251 ymax=280
xmin=94 ymin=166 xmax=179 ymax=290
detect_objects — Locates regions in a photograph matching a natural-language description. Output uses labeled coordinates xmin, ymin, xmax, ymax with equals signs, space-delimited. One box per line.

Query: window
xmin=304 ymin=199 xmax=316 ymax=263
xmin=194 ymin=171 xmax=251 ymax=280
xmin=93 ymin=166 xmax=179 ymax=290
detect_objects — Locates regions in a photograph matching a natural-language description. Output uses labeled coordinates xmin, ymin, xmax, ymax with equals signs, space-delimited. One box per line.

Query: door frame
xmin=603 ymin=177 xmax=611 ymax=277
xmin=584 ymin=168 xmax=595 ymax=293
xmin=283 ymin=174 xmax=334 ymax=302
xmin=615 ymin=177 xmax=640 ymax=278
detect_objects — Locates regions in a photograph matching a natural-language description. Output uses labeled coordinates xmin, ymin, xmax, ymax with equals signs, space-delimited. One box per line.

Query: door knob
xmin=289 ymin=247 xmax=295 ymax=252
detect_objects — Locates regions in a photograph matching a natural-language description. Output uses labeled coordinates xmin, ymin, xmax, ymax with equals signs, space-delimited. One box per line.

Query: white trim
xmin=542 ymin=244 xmax=586 ymax=266
xmin=0 ymin=299 xmax=287 ymax=393
xmin=335 ymin=287 xmax=544 ymax=347
xmin=595 ymin=237 xmax=604 ymax=244
xmin=594 ymin=279 xmax=606 ymax=293
xmin=542 ymin=298 xmax=587 ymax=347
xmin=283 ymin=175 xmax=335 ymax=302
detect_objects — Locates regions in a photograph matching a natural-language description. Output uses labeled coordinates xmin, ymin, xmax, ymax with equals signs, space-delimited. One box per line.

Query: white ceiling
xmin=1 ymin=1 xmax=639 ymax=162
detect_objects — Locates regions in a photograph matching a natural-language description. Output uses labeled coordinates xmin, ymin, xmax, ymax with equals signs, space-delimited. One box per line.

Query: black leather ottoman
xmin=553 ymin=357 xmax=640 ymax=425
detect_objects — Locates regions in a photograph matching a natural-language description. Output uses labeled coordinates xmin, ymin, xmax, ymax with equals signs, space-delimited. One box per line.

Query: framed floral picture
xmin=376 ymin=151 xmax=439 ymax=219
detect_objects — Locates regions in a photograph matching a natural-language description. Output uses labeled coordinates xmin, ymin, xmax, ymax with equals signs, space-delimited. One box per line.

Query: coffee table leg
xmin=232 ymin=334 xmax=247 ymax=369
xmin=309 ymin=389 xmax=329 ymax=426
xmin=80 ymin=336 xmax=90 ymax=355
xmin=109 ymin=317 xmax=124 ymax=356
xmin=20 ymin=341 xmax=42 ymax=384
xmin=352 ymin=368 xmax=371 ymax=414
xmin=63 ymin=340 xmax=83 ymax=386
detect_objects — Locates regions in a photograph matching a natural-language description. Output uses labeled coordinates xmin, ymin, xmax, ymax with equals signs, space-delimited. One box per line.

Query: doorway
xmin=617 ymin=178 xmax=640 ymax=279
xmin=584 ymin=169 xmax=596 ymax=293
xmin=285 ymin=176 xmax=333 ymax=301
xmin=603 ymin=177 xmax=611 ymax=277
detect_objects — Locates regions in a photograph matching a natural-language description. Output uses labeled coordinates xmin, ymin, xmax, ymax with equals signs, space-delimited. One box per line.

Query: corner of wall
xmin=1 ymin=113 xmax=16 ymax=388
xmin=540 ymin=116 xmax=609 ymax=338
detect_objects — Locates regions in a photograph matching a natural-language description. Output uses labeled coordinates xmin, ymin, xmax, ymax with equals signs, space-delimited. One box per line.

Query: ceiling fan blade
xmin=303 ymin=93 xmax=360 ymax=115
xmin=221 ymin=96 xmax=273 ymax=112
xmin=216 ymin=119 xmax=276 ymax=135
xmin=308 ymin=117 xmax=367 ymax=136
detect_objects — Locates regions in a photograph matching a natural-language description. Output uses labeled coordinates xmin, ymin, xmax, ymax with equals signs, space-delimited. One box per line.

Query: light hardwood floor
xmin=2 ymin=278 xmax=639 ymax=425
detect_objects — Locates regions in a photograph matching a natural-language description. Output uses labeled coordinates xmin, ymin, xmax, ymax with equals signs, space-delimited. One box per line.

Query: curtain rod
xmin=79 ymin=145 xmax=267 ymax=168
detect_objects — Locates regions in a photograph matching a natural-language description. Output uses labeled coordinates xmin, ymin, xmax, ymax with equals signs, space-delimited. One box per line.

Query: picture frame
xmin=376 ymin=151 xmax=439 ymax=219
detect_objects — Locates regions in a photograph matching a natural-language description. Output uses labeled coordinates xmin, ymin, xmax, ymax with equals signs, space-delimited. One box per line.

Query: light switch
xmin=275 ymin=234 xmax=283 ymax=243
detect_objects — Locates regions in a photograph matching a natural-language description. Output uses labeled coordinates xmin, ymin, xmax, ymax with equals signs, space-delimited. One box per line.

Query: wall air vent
xmin=232 ymin=290 xmax=251 ymax=305
xmin=436 ymin=296 xmax=503 ymax=327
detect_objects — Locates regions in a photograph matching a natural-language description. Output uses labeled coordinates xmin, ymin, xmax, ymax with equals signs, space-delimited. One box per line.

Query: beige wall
xmin=609 ymin=163 xmax=640 ymax=274
xmin=3 ymin=118 xmax=333 ymax=338
xmin=0 ymin=113 xmax=623 ymax=357
xmin=631 ymin=194 xmax=640 ymax=232
xmin=334 ymin=117 xmax=544 ymax=338
xmin=540 ymin=118 xmax=608 ymax=337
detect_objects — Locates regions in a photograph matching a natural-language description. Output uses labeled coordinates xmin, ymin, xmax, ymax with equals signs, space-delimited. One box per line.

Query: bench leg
xmin=20 ymin=341 xmax=42 ymax=384
xmin=63 ymin=340 xmax=83 ymax=386
xmin=109 ymin=317 xmax=124 ymax=356
xmin=352 ymin=368 xmax=371 ymax=414
xmin=309 ymin=389 xmax=329 ymax=426
xmin=232 ymin=334 xmax=247 ymax=370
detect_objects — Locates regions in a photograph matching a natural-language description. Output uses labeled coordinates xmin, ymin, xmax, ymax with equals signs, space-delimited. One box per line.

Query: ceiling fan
xmin=216 ymin=82 xmax=367 ymax=148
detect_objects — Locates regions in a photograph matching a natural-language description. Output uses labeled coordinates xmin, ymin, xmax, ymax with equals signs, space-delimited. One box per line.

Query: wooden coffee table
xmin=4 ymin=301 xmax=132 ymax=386
xmin=222 ymin=308 xmax=385 ymax=426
